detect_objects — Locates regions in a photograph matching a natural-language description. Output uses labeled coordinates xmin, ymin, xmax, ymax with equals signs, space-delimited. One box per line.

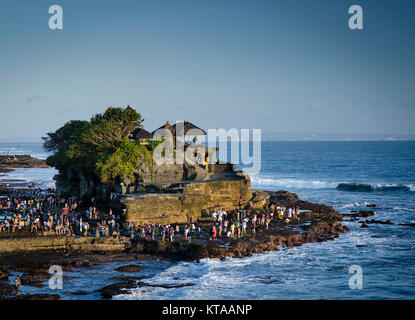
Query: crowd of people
xmin=206 ymin=204 xmax=301 ymax=241
xmin=125 ymin=222 xmax=204 ymax=242
xmin=123 ymin=203 xmax=302 ymax=243
xmin=0 ymin=189 xmax=301 ymax=243
xmin=0 ymin=190 xmax=121 ymax=238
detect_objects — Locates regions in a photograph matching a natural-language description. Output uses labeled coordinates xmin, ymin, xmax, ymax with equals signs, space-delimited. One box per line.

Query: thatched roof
xmin=173 ymin=121 xmax=207 ymax=136
xmin=130 ymin=127 xmax=153 ymax=140
xmin=151 ymin=121 xmax=173 ymax=135
xmin=151 ymin=120 xmax=206 ymax=137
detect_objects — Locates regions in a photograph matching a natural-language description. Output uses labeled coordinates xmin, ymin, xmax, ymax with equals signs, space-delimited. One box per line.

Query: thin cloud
xmin=25 ymin=95 xmax=49 ymax=103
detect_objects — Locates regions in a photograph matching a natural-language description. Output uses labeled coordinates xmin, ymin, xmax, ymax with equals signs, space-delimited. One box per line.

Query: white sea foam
xmin=251 ymin=177 xmax=415 ymax=193
xmin=250 ymin=176 xmax=338 ymax=189
xmin=393 ymin=207 xmax=415 ymax=212
xmin=0 ymin=167 xmax=57 ymax=187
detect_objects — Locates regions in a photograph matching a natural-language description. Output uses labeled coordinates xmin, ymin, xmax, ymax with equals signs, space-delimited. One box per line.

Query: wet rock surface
xmin=98 ymin=281 xmax=139 ymax=299
xmin=130 ymin=191 xmax=350 ymax=261
xmin=362 ymin=219 xmax=393 ymax=225
xmin=115 ymin=265 xmax=144 ymax=272
xmin=97 ymin=279 xmax=195 ymax=299
xmin=0 ymin=189 xmax=351 ymax=299
xmin=71 ymin=290 xmax=89 ymax=296
xmin=0 ymin=267 xmax=9 ymax=281
xmin=342 ymin=211 xmax=375 ymax=218
xmin=20 ymin=273 xmax=50 ymax=287
xmin=7 ymin=294 xmax=61 ymax=300
xmin=109 ymin=276 xmax=148 ymax=282
xmin=0 ymin=155 xmax=49 ymax=169
xmin=0 ymin=282 xmax=15 ymax=294
xmin=0 ymin=252 xmax=156 ymax=300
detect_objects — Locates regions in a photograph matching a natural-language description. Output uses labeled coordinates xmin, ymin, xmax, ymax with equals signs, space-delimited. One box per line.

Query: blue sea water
xmin=2 ymin=141 xmax=415 ymax=299
xmin=0 ymin=142 xmax=57 ymax=188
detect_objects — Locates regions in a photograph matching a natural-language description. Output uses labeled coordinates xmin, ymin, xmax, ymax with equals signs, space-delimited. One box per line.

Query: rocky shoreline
xmin=0 ymin=155 xmax=49 ymax=170
xmin=0 ymin=155 xmax=50 ymax=192
xmin=0 ymin=190 xmax=350 ymax=300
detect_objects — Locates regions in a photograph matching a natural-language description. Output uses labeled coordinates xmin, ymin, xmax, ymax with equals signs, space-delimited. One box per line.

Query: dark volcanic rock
xmin=71 ymin=290 xmax=89 ymax=296
xmin=115 ymin=265 xmax=144 ymax=272
xmin=109 ymin=276 xmax=147 ymax=282
xmin=71 ymin=259 xmax=94 ymax=268
xmin=364 ymin=219 xmax=393 ymax=225
xmin=9 ymin=294 xmax=60 ymax=300
xmin=0 ymin=266 xmax=9 ymax=280
xmin=98 ymin=281 xmax=138 ymax=299
xmin=360 ymin=223 xmax=369 ymax=228
xmin=398 ymin=223 xmax=415 ymax=227
xmin=20 ymin=272 xmax=51 ymax=287
xmin=268 ymin=190 xmax=299 ymax=202
xmin=135 ymin=281 xmax=195 ymax=289
xmin=342 ymin=211 xmax=375 ymax=218
xmin=12 ymin=263 xmax=52 ymax=274
xmin=0 ymin=282 xmax=15 ymax=294
xmin=0 ymin=155 xmax=49 ymax=169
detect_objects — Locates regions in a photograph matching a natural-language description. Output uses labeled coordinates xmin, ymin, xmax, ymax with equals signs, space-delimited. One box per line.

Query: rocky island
xmin=0 ymin=106 xmax=350 ymax=300
xmin=0 ymin=154 xmax=49 ymax=173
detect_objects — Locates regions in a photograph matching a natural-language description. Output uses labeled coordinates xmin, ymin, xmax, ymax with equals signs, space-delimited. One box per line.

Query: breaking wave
xmin=336 ymin=183 xmax=415 ymax=193
xmin=250 ymin=176 xmax=337 ymax=189
xmin=250 ymin=176 xmax=415 ymax=193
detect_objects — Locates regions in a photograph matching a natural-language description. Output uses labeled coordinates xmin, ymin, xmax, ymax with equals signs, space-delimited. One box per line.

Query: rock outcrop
xmin=120 ymin=172 xmax=252 ymax=225
xmin=0 ymin=155 xmax=49 ymax=169
xmin=0 ymin=236 xmax=128 ymax=255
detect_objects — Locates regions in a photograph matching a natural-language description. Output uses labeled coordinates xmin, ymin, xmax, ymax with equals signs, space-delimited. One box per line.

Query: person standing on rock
xmin=184 ymin=224 xmax=189 ymax=240
xmin=230 ymin=222 xmax=235 ymax=237
xmin=95 ymin=223 xmax=100 ymax=237
xmin=169 ymin=227 xmax=174 ymax=242
xmin=161 ymin=226 xmax=166 ymax=241
xmin=242 ymin=219 xmax=247 ymax=235
xmin=211 ymin=225 xmax=217 ymax=241
xmin=223 ymin=220 xmax=228 ymax=234
xmin=15 ymin=275 xmax=21 ymax=296
xmin=252 ymin=214 xmax=257 ymax=229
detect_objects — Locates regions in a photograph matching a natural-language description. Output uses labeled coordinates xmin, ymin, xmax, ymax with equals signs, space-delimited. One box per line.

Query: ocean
xmin=2 ymin=141 xmax=415 ymax=299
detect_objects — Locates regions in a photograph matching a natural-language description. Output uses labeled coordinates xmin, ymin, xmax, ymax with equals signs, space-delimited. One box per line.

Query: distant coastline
xmin=2 ymin=137 xmax=415 ymax=143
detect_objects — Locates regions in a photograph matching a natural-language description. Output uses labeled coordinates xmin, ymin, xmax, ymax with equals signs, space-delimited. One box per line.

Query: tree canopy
xmin=43 ymin=106 xmax=148 ymax=184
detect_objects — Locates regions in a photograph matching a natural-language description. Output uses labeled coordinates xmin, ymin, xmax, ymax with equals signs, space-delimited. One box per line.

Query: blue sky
xmin=1 ymin=0 xmax=414 ymax=141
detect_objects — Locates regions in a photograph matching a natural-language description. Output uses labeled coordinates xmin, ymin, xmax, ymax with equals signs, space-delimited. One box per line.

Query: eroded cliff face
xmin=120 ymin=174 xmax=252 ymax=225
xmin=54 ymin=157 xmax=253 ymax=226
xmin=55 ymin=161 xmax=211 ymax=198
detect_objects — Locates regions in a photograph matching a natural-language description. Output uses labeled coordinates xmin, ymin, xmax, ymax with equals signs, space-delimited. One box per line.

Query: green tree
xmin=42 ymin=120 xmax=90 ymax=168
xmin=78 ymin=106 xmax=144 ymax=156
xmin=43 ymin=106 xmax=149 ymax=184
xmin=43 ymin=120 xmax=90 ymax=153
xmin=96 ymin=139 xmax=148 ymax=183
